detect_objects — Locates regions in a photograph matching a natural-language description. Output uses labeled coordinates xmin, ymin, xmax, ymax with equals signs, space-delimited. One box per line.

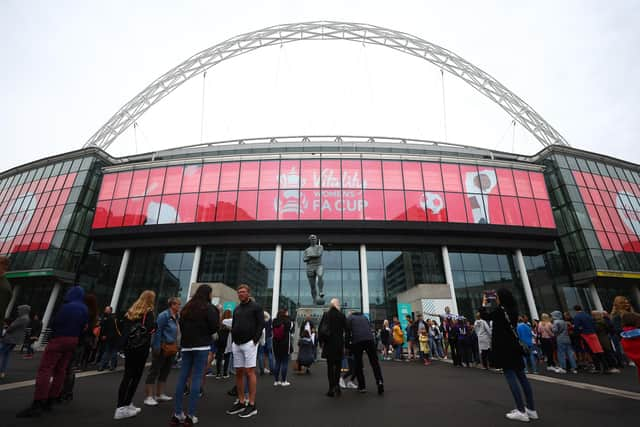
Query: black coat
xmin=479 ymin=306 xmax=524 ymax=370
xmin=319 ymin=307 xmax=346 ymax=360
xmin=272 ymin=317 xmax=293 ymax=358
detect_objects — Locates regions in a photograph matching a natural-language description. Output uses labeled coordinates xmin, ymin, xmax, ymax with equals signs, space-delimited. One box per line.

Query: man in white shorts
xmin=225 ymin=284 xmax=264 ymax=418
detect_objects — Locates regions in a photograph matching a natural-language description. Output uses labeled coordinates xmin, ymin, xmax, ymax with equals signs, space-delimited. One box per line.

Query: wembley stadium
xmin=1 ymin=22 xmax=639 ymax=342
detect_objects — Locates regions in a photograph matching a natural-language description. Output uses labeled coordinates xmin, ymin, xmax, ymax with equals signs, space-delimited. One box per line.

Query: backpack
xmin=273 ymin=322 xmax=285 ymax=341
xmin=125 ymin=312 xmax=149 ymax=351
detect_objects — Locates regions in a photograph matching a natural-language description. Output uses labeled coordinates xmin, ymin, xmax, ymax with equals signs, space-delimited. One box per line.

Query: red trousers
xmin=34 ymin=336 xmax=78 ymax=401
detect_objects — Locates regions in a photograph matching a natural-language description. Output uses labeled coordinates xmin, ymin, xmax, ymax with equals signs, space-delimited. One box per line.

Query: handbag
xmin=161 ymin=342 xmax=179 ymax=357
xmin=503 ymin=309 xmax=531 ymax=356
xmin=126 ymin=312 xmax=149 ymax=351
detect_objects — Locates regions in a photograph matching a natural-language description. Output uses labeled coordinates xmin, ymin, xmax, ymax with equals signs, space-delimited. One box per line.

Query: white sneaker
xmin=555 ymin=367 xmax=567 ymax=374
xmin=128 ymin=404 xmax=142 ymax=414
xmin=114 ymin=406 xmax=137 ymax=420
xmin=525 ymin=408 xmax=539 ymax=420
xmin=264 ymin=369 xmax=271 ymax=374
xmin=505 ymin=409 xmax=530 ymax=422
xmin=546 ymin=366 xmax=556 ymax=372
xmin=187 ymin=415 xmax=199 ymax=424
xmin=280 ymin=381 xmax=291 ymax=387
xmin=339 ymin=377 xmax=346 ymax=389
xmin=346 ymin=381 xmax=358 ymax=390
xmin=144 ymin=396 xmax=158 ymax=406
xmin=607 ymin=368 xmax=621 ymax=374
xmin=156 ymin=394 xmax=173 ymax=402
xmin=273 ymin=381 xmax=281 ymax=386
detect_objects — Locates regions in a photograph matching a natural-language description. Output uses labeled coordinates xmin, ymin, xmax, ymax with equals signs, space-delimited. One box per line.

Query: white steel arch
xmin=84 ymin=21 xmax=570 ymax=151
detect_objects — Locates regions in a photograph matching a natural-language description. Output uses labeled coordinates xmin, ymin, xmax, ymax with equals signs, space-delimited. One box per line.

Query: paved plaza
xmin=0 ymin=353 xmax=638 ymax=427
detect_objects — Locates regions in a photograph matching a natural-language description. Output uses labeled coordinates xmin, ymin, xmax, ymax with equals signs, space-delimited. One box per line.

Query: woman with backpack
xmin=114 ymin=290 xmax=156 ymax=420
xmin=271 ymin=308 xmax=293 ymax=386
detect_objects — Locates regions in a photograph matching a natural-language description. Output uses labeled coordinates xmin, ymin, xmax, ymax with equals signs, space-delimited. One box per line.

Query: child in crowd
xmin=418 ymin=329 xmax=431 ymax=366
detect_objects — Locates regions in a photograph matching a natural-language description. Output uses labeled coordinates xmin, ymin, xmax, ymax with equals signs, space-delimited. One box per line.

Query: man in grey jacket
xmin=0 ymin=304 xmax=30 ymax=378
xmin=346 ymin=311 xmax=384 ymax=395
xmin=551 ymin=310 xmax=577 ymax=374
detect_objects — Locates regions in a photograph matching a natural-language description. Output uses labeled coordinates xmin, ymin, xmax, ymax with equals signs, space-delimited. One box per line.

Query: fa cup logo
xmin=276 ymin=167 xmax=308 ymax=215
xmin=465 ymin=169 xmax=497 ymax=224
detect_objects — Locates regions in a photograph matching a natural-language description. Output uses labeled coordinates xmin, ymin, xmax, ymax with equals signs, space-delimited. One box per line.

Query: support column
xmin=37 ymin=282 xmax=61 ymax=347
xmin=187 ymin=246 xmax=202 ymax=300
xmin=271 ymin=244 xmax=283 ymax=319
xmin=360 ymin=244 xmax=369 ymax=316
xmin=632 ymin=285 xmax=640 ymax=311
xmin=589 ymin=283 xmax=604 ymax=311
xmin=110 ymin=249 xmax=131 ymax=312
xmin=515 ymin=249 xmax=539 ymax=320
xmin=4 ymin=283 xmax=19 ymax=319
xmin=442 ymin=245 xmax=459 ymax=315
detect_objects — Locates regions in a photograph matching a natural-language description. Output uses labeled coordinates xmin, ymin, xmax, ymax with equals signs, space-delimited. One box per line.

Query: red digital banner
xmin=93 ymin=161 xmax=555 ymax=230
xmin=573 ymin=170 xmax=640 ymax=253
xmin=0 ymin=172 xmax=78 ymax=254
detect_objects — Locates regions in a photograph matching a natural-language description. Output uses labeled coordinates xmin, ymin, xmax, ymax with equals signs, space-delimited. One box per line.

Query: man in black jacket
xmin=319 ymin=298 xmax=347 ymax=397
xmin=347 ymin=311 xmax=384 ymax=395
xmin=226 ymin=284 xmax=264 ymax=419
xmin=98 ymin=306 xmax=120 ymax=371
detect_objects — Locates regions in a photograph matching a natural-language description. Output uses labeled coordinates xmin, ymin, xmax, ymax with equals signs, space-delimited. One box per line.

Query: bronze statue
xmin=303 ymin=234 xmax=324 ymax=305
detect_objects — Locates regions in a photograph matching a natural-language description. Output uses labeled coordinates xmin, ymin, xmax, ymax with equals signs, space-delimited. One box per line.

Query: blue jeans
xmin=556 ymin=342 xmax=577 ymax=370
xmin=523 ymin=347 xmax=538 ymax=373
xmin=99 ymin=341 xmax=118 ymax=370
xmin=263 ymin=338 xmax=274 ymax=371
xmin=504 ymin=368 xmax=535 ymax=412
xmin=273 ymin=355 xmax=289 ymax=382
xmin=394 ymin=344 xmax=403 ymax=360
xmin=0 ymin=343 xmax=16 ymax=373
xmin=174 ymin=350 xmax=208 ymax=417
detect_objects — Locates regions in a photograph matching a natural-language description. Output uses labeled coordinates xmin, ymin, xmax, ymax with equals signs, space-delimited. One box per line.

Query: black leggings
xmin=117 ymin=347 xmax=149 ymax=407
xmin=481 ymin=349 xmax=491 ymax=369
xmin=215 ymin=352 xmax=231 ymax=376
xmin=326 ymin=358 xmax=342 ymax=392
xmin=540 ymin=338 xmax=555 ymax=367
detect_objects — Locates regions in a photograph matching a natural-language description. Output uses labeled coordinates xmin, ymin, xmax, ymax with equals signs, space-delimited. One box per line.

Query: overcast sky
xmin=1 ymin=0 xmax=638 ymax=173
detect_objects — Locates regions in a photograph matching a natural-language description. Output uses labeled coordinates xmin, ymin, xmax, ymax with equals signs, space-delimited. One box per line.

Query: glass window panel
xmin=536 ymin=200 xmax=555 ymax=228
xmin=257 ymin=190 xmax=278 ymax=220
xmin=236 ymin=191 xmax=257 ymax=221
xmin=164 ymin=166 xmax=184 ymax=194
xmin=405 ymin=190 xmax=427 ymax=221
xmin=364 ymin=190 xmax=384 ymax=220
xmin=341 ymin=160 xmax=362 ymax=189
xmin=422 ymin=163 xmax=443 ymax=191
xmin=218 ymin=162 xmax=240 ymax=191
xmin=479 ymin=254 xmax=500 ymax=271
xmin=460 ymin=253 xmax=481 ymax=270
xmin=529 ymin=172 xmax=548 ymax=199
xmin=98 ymin=174 xmax=117 ymax=200
xmin=589 ymin=188 xmax=603 ymax=205
xmin=129 ymin=169 xmax=149 ymax=197
xmin=181 ymin=165 xmax=202 ymax=193
xmin=238 ymin=162 xmax=259 ymax=190
xmin=323 ymin=251 xmax=341 ymax=269
xmin=382 ymin=161 xmax=403 ymax=190
xmin=593 ymin=173 xmax=606 ymax=190
xmin=600 ymin=190 xmax=614 ymax=207
xmin=321 ymin=159 xmax=341 ymax=189
xmin=607 ymin=232 xmax=623 ymax=251
xmin=465 ymin=193 xmax=489 ymax=224
xmin=513 ymin=170 xmax=533 ymax=198
xmin=46 ymin=190 xmax=61 ymax=207
xmin=402 ymin=161 xmax=423 ymax=191
xmin=113 ymin=171 xmax=133 ymax=199
xmin=46 ymin=205 xmax=65 ymax=231
xmin=146 ymin=168 xmax=166 ymax=196
xmin=123 ymin=197 xmax=145 ymax=226
xmin=216 ymin=191 xmax=237 ymax=221
xmin=520 ymin=198 xmax=540 ymax=227
xmin=142 ymin=196 xmax=162 ymax=225
xmin=501 ymin=196 xmax=523 ymax=226
xmin=487 ymin=195 xmax=506 ymax=225
xmin=282 ymin=250 xmax=300 ymax=269
xmin=606 ymin=206 xmax=627 ymax=234
xmin=583 ymin=172 xmax=596 ymax=188
xmin=156 ymin=194 xmax=179 ymax=224
xmin=277 ymin=189 xmax=299 ymax=220
xmin=384 ymin=190 xmax=406 ymax=221
xmin=603 ymin=176 xmax=616 ymax=192
xmin=200 ymin=163 xmax=221 ymax=192
xmin=362 ymin=160 xmax=383 ymax=189
xmin=36 ymin=207 xmax=55 ymax=232
xmin=585 ymin=203 xmax=603 ymax=230
xmin=496 ymin=168 xmax=517 ymax=196
xmin=24 ymin=208 xmax=45 ymax=234
xmin=321 ymin=190 xmax=341 ymax=220
xmin=425 ymin=191 xmax=447 ymax=222
xmin=444 ymin=193 xmax=467 ymax=223
xmin=54 ymin=174 xmax=66 ymax=189
xmin=342 ymin=189 xmax=364 ymax=220
xmin=177 ymin=193 xmax=198 ymax=223
xmin=258 ymin=161 xmax=280 ymax=190
xmin=442 ymin=164 xmax=462 ymax=192
xmin=279 ymin=160 xmax=300 ymax=192
xmin=300 ymin=160 xmax=320 ymax=189
xmin=106 ymin=199 xmax=126 ymax=228
xmin=195 ymin=192 xmax=217 ymax=222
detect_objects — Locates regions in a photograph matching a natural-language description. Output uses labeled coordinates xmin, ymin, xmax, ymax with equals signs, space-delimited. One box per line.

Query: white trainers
xmin=114 ymin=406 xmax=138 ymax=420
xmin=546 ymin=366 xmax=556 ymax=372
xmin=264 ymin=369 xmax=271 ymax=374
xmin=144 ymin=396 xmax=158 ymax=406
xmin=555 ymin=367 xmax=567 ymax=374
xmin=273 ymin=381 xmax=281 ymax=386
xmin=156 ymin=394 xmax=173 ymax=402
xmin=128 ymin=404 xmax=142 ymax=414
xmin=505 ymin=409 xmax=529 ymax=422
xmin=339 ymin=377 xmax=346 ymax=389
xmin=346 ymin=381 xmax=358 ymax=390
xmin=187 ymin=415 xmax=199 ymax=424
xmin=525 ymin=408 xmax=539 ymax=420
xmin=280 ymin=381 xmax=291 ymax=387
